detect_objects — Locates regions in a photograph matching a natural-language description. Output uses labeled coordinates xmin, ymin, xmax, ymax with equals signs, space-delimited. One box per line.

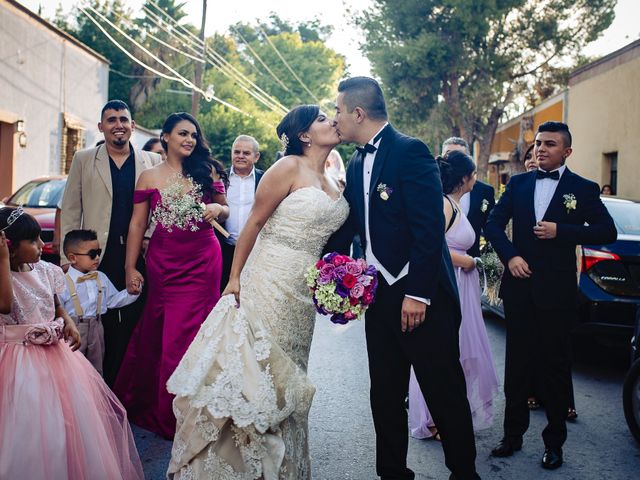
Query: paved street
xmin=135 ymin=313 xmax=640 ymax=479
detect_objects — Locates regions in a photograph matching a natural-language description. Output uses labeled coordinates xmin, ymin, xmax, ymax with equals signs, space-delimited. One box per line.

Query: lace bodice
xmin=0 ymin=261 xmax=65 ymax=326
xmin=257 ymin=187 xmax=348 ymax=258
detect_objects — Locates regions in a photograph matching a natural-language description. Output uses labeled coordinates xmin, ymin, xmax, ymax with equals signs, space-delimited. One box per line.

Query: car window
xmin=7 ymin=179 xmax=66 ymax=208
xmin=604 ymin=201 xmax=640 ymax=235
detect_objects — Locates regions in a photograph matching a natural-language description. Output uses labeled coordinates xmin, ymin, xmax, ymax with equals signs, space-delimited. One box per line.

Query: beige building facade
xmin=567 ymin=39 xmax=640 ymax=198
xmin=0 ymin=0 xmax=109 ymax=198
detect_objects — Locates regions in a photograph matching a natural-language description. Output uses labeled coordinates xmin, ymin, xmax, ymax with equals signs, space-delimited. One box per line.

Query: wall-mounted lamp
xmin=18 ymin=132 xmax=27 ymax=148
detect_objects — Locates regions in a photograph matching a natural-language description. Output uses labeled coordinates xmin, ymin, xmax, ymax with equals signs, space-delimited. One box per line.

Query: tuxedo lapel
xmin=351 ymin=151 xmax=366 ymax=229
xmin=94 ymin=145 xmax=113 ymax=198
xmin=543 ymin=168 xmax=574 ymax=221
xmin=523 ymin=171 xmax=537 ymax=226
xmin=368 ymin=125 xmax=393 ymax=199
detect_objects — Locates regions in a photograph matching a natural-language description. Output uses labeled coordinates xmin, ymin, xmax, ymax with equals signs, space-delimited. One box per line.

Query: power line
xmin=132 ymin=6 xmax=288 ymax=114
xmin=257 ymin=25 xmax=320 ymax=103
xmin=137 ymin=4 xmax=290 ymax=114
xmin=81 ymin=5 xmax=250 ymax=117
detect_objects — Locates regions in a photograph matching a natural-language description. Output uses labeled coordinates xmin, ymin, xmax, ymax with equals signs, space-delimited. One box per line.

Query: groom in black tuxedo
xmin=326 ymin=77 xmax=480 ymax=480
xmin=486 ymin=122 xmax=616 ymax=469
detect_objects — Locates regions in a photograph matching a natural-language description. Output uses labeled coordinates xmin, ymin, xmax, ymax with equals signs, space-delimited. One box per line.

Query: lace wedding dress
xmin=167 ymin=187 xmax=349 ymax=479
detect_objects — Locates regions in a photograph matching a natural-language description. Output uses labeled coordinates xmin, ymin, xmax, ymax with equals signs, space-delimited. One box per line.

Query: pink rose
xmin=344 ymin=311 xmax=356 ymax=320
xmin=24 ymin=324 xmax=60 ymax=346
xmin=333 ymin=255 xmax=347 ymax=266
xmin=345 ymin=261 xmax=363 ymax=276
xmin=316 ymin=259 xmax=326 ymax=269
xmin=350 ymin=282 xmax=365 ymax=298
xmin=359 ymin=275 xmax=373 ymax=287
xmin=362 ymin=291 xmax=374 ymax=305
xmin=320 ymin=263 xmax=335 ymax=280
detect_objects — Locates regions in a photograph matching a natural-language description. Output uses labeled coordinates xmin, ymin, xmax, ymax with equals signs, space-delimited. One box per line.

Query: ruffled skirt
xmin=0 ymin=337 xmax=143 ymax=480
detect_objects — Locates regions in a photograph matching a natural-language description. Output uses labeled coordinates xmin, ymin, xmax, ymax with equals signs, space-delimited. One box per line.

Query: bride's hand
xmin=222 ymin=277 xmax=241 ymax=307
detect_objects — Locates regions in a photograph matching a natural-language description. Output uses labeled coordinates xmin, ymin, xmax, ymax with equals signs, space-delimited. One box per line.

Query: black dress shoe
xmin=490 ymin=436 xmax=523 ymax=457
xmin=541 ymin=448 xmax=563 ymax=469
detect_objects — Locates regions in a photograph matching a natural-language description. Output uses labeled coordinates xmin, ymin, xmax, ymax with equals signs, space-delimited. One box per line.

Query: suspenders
xmin=64 ymin=273 xmax=103 ymax=320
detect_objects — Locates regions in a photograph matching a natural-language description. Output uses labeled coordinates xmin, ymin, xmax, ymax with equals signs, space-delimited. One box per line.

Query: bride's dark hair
xmin=276 ymin=105 xmax=320 ymax=156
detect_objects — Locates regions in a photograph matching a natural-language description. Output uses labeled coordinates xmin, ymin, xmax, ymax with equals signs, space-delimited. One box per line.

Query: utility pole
xmin=191 ymin=0 xmax=207 ymax=117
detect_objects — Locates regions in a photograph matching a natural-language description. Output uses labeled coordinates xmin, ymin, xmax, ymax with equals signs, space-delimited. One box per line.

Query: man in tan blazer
xmin=60 ymin=100 xmax=161 ymax=385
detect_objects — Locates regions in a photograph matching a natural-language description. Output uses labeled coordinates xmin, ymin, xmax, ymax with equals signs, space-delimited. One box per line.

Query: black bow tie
xmin=356 ymin=143 xmax=377 ymax=156
xmin=536 ymin=169 xmax=560 ymax=180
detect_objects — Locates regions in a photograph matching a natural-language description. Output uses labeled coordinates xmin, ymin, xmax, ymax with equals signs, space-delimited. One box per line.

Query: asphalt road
xmin=135 ymin=313 xmax=640 ymax=479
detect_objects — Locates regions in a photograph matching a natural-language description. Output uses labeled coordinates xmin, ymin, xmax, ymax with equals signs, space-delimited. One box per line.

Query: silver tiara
xmin=0 ymin=207 xmax=25 ymax=232
xmin=279 ymin=132 xmax=289 ymax=151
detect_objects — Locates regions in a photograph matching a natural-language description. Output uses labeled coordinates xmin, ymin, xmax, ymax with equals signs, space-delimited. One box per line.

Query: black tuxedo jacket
xmin=466 ymin=180 xmax=495 ymax=257
xmin=325 ymin=124 xmax=458 ymax=303
xmin=485 ymin=168 xmax=617 ymax=310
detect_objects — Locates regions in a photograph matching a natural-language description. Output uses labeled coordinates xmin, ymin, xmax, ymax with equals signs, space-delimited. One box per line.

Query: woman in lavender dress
xmin=408 ymin=150 xmax=499 ymax=439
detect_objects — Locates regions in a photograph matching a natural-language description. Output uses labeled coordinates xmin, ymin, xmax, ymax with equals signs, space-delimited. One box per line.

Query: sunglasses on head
xmin=72 ymin=248 xmax=102 ymax=260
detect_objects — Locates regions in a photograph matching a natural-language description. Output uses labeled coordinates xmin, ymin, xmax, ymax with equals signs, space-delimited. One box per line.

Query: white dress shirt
xmin=60 ymin=266 xmax=139 ymax=317
xmin=361 ymin=123 xmax=428 ymax=304
xmin=225 ymin=167 xmax=257 ymax=245
xmin=534 ymin=165 xmax=566 ymax=223
xmin=460 ymin=192 xmax=471 ymax=216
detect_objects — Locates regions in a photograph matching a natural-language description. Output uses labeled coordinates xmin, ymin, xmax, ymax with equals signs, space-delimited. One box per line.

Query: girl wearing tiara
xmin=0 ymin=207 xmax=143 ymax=479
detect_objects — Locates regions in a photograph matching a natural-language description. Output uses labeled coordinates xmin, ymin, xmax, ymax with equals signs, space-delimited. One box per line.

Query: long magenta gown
xmin=114 ymin=181 xmax=224 ymax=439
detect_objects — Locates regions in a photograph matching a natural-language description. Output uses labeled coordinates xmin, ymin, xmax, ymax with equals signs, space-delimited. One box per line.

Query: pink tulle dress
xmin=0 ymin=261 xmax=143 ymax=480
xmin=114 ymin=180 xmax=225 ymax=439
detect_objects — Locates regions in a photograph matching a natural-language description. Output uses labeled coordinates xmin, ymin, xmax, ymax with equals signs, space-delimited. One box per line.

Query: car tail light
xmin=582 ymin=247 xmax=621 ymax=272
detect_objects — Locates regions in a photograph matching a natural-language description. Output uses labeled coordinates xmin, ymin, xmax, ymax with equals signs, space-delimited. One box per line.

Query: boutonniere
xmin=563 ymin=193 xmax=577 ymax=213
xmin=376 ymin=183 xmax=393 ymax=201
xmin=481 ymin=198 xmax=489 ymax=213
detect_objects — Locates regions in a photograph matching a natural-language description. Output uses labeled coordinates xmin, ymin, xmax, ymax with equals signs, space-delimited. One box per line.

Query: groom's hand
xmin=401 ymin=297 xmax=426 ymax=333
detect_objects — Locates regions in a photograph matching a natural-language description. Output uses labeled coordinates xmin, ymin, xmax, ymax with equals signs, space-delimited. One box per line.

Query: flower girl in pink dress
xmin=0 ymin=207 xmax=143 ymax=480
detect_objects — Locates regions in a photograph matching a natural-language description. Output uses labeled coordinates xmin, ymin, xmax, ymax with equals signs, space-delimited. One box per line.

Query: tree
xmin=357 ymin=0 xmax=616 ymax=178
xmin=230 ymin=16 xmax=346 ymax=110
xmin=54 ymin=0 xmax=140 ymax=105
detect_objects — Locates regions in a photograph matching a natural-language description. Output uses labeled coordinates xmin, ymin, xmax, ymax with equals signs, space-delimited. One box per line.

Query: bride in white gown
xmin=167 ymin=105 xmax=349 ymax=479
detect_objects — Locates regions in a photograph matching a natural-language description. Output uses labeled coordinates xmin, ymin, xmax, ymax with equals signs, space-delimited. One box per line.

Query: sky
xmin=22 ymin=0 xmax=640 ymax=77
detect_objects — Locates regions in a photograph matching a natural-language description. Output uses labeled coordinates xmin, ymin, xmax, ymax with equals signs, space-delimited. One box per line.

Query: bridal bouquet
xmin=305 ymin=252 xmax=378 ymax=324
xmin=151 ymin=176 xmax=206 ymax=233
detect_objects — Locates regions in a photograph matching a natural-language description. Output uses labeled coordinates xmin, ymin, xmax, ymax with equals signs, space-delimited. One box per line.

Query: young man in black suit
xmin=327 ymin=77 xmax=480 ymax=480
xmin=486 ymin=122 xmax=617 ymax=470
xmin=441 ymin=137 xmax=495 ymax=258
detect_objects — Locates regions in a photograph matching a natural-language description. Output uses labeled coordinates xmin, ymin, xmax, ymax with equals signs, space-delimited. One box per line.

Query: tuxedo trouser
xmin=219 ymin=238 xmax=235 ymax=295
xmin=365 ymin=277 xmax=479 ymax=480
xmin=503 ymin=298 xmax=572 ymax=449
xmin=99 ymin=242 xmax=146 ymax=387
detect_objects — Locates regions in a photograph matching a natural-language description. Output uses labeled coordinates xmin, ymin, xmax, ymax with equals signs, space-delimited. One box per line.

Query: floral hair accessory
xmin=0 ymin=206 xmax=25 ymax=232
xmin=279 ymin=132 xmax=289 ymax=151
xmin=563 ymin=193 xmax=577 ymax=213
xmin=481 ymin=198 xmax=489 ymax=213
xmin=376 ymin=183 xmax=393 ymax=201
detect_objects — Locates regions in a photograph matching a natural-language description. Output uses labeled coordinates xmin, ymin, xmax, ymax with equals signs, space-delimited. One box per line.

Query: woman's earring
xmin=307 ymin=140 xmax=312 ymax=147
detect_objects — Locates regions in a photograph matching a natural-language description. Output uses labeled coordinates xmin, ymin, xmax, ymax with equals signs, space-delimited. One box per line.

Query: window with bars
xmin=60 ymin=114 xmax=85 ymax=174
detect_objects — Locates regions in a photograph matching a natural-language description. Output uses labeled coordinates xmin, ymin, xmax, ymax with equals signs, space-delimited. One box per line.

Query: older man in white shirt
xmin=218 ymin=135 xmax=264 ymax=292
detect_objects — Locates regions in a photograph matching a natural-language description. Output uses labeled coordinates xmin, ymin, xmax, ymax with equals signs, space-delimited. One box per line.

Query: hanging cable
xmin=256 ymin=25 xmax=320 ymax=103
xmin=81 ymin=5 xmax=250 ymax=116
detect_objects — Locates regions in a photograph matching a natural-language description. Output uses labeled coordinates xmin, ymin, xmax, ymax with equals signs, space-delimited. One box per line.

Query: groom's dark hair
xmin=537 ymin=121 xmax=572 ymax=148
xmin=338 ymin=77 xmax=387 ymax=121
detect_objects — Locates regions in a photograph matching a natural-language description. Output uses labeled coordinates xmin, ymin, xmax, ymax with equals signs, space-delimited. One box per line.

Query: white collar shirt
xmin=226 ymin=167 xmax=256 ymax=245
xmin=361 ymin=123 xmax=428 ymax=304
xmin=59 ymin=266 xmax=139 ymax=317
xmin=534 ymin=165 xmax=566 ymax=223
